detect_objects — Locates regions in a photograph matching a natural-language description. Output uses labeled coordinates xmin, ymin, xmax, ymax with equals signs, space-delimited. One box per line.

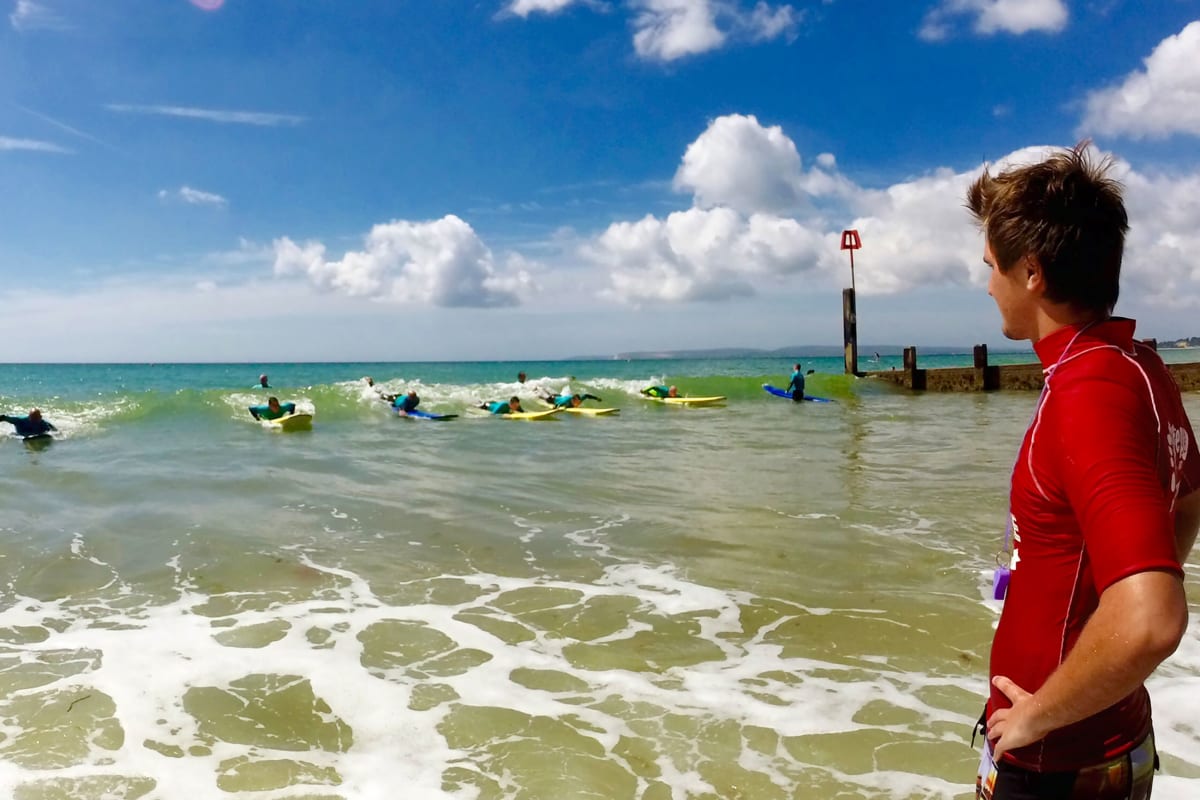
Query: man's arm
xmin=987 ymin=568 xmax=1187 ymax=760
xmin=248 ymin=407 xmax=261 ymax=420
xmin=1175 ymin=487 xmax=1200 ymax=563
xmin=45 ymin=422 xmax=57 ymax=432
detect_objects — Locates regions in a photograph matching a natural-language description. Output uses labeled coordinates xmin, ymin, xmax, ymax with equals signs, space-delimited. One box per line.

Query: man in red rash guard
xmin=967 ymin=144 xmax=1200 ymax=800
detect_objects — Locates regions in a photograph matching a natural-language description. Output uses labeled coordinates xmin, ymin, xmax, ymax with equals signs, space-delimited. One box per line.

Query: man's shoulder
xmin=1054 ymin=344 xmax=1165 ymax=389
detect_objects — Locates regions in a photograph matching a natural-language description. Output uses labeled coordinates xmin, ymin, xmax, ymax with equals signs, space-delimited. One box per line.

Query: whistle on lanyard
xmin=993 ymin=564 xmax=1010 ymax=600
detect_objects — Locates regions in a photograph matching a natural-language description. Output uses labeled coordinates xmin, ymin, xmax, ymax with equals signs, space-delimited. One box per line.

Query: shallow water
xmin=0 ymin=359 xmax=1197 ymax=799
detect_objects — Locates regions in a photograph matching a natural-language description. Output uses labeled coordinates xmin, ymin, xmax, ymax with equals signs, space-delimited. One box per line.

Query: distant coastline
xmin=568 ymin=344 xmax=1034 ymax=360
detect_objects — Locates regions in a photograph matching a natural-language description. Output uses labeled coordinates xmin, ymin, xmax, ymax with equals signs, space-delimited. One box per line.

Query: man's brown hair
xmin=966 ymin=143 xmax=1129 ymax=314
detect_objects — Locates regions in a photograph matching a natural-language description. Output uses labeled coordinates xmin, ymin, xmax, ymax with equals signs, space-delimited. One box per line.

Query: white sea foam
xmin=10 ymin=538 xmax=1191 ymax=799
xmin=0 ymin=526 xmax=1055 ymax=799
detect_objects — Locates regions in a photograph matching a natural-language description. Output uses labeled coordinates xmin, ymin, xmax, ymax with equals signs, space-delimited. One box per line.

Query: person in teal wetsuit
xmin=393 ymin=391 xmax=420 ymax=415
xmin=640 ymin=385 xmax=677 ymax=399
xmin=248 ymin=397 xmax=296 ymax=421
xmin=551 ymin=392 xmax=603 ymax=408
xmin=786 ymin=364 xmax=806 ymax=402
xmin=478 ymin=397 xmax=523 ymax=415
xmin=0 ymin=409 xmax=57 ymax=437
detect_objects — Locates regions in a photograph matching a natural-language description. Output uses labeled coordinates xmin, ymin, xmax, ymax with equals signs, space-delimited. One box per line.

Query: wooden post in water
xmin=903 ymin=346 xmax=927 ymax=390
xmin=840 ymin=230 xmax=863 ymax=376
xmin=974 ymin=344 xmax=1000 ymax=390
xmin=842 ymin=289 xmax=859 ymax=376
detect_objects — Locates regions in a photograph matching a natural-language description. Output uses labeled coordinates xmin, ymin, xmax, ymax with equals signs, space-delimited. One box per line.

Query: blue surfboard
xmin=398 ymin=409 xmax=458 ymax=420
xmin=763 ymin=384 xmax=833 ymax=403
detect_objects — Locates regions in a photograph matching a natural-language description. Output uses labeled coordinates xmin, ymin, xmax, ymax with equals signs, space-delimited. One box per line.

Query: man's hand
xmin=987 ymin=676 xmax=1051 ymax=761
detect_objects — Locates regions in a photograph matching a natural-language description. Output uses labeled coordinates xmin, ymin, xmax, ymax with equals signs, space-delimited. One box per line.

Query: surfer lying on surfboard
xmin=550 ymin=392 xmax=604 ymax=409
xmin=478 ymin=397 xmax=523 ymax=415
xmin=0 ymin=408 xmax=57 ymax=437
xmin=640 ymin=385 xmax=678 ymax=399
xmin=248 ymin=397 xmax=296 ymax=421
xmin=535 ymin=384 xmax=603 ymax=408
xmin=393 ymin=390 xmax=421 ymax=416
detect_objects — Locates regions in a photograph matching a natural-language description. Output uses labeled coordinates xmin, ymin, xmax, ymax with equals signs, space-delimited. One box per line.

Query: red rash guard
xmin=988 ymin=318 xmax=1200 ymax=772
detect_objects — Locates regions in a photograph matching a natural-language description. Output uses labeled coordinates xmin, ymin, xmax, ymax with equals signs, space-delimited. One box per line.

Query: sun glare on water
xmin=188 ymin=0 xmax=225 ymax=10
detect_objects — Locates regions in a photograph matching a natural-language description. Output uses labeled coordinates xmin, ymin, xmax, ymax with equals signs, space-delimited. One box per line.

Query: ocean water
xmin=0 ymin=356 xmax=1197 ymax=800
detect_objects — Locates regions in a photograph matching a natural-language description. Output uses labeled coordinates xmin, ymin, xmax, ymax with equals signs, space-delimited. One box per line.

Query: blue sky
xmin=2 ymin=0 xmax=1199 ymax=361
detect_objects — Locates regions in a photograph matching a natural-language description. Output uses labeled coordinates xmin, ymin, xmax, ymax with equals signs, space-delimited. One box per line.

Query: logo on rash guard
xmin=1009 ymin=514 xmax=1021 ymax=571
xmin=1168 ymin=424 xmax=1190 ymax=498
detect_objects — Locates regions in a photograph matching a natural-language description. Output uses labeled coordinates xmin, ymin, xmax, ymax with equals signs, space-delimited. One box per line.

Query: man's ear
xmin=1023 ymin=255 xmax=1046 ymax=294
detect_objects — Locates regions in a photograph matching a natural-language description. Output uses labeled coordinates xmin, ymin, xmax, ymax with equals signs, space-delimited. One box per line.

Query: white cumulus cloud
xmin=273 ymin=215 xmax=531 ymax=308
xmin=588 ymin=114 xmax=886 ymax=303
xmin=585 ymin=207 xmax=827 ymax=304
xmin=675 ymin=113 xmax=806 ymax=214
xmin=505 ymin=0 xmax=581 ymax=16
xmin=158 ymin=186 xmax=228 ymax=207
xmin=1115 ymin=165 xmax=1200 ymax=308
xmin=741 ymin=1 xmax=800 ymax=42
xmin=584 ymin=113 xmax=1200 ymax=311
xmin=920 ymin=0 xmax=1068 ymax=41
xmin=632 ymin=0 xmax=799 ymax=61
xmin=632 ymin=0 xmax=726 ymax=60
xmin=502 ymin=0 xmax=797 ymax=61
xmin=1078 ymin=21 xmax=1200 ymax=140
xmin=840 ymin=164 xmax=993 ymax=295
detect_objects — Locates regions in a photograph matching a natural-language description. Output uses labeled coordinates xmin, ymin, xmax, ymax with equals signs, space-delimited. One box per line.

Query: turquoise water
xmin=0 ymin=358 xmax=1198 ymax=799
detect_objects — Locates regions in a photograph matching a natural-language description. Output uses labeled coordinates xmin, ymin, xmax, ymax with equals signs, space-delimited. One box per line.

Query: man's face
xmin=268 ymin=399 xmax=280 ymax=412
xmin=985 ymin=240 xmax=1036 ymax=341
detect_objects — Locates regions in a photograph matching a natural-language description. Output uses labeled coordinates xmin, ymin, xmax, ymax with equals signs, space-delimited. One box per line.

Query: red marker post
xmin=840 ymin=229 xmax=863 ymax=376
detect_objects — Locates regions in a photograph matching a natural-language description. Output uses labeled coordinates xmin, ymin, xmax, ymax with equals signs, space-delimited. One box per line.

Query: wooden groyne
xmin=867 ymin=342 xmax=1200 ymax=392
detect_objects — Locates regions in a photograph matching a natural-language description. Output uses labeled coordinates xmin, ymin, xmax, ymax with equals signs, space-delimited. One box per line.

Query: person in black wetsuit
xmin=0 ymin=408 xmax=57 ymax=437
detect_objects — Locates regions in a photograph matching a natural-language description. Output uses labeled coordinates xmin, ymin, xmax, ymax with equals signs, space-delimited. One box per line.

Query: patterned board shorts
xmin=977 ymin=734 xmax=1156 ymax=800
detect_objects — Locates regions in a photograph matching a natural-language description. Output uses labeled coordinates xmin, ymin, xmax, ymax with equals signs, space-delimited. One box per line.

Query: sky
xmin=2 ymin=0 xmax=1199 ymax=362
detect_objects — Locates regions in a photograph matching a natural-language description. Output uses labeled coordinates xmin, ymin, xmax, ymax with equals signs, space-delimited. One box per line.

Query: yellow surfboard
xmin=500 ymin=408 xmax=563 ymax=420
xmin=531 ymin=399 xmax=620 ymax=416
xmin=645 ymin=396 xmax=726 ymax=407
xmin=265 ymin=412 xmax=313 ymax=431
xmin=560 ymin=406 xmax=619 ymax=416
